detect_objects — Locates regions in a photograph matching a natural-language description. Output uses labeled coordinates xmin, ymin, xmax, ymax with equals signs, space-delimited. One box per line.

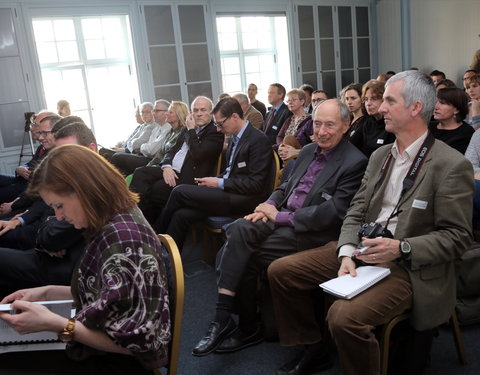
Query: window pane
xmin=223 ymin=75 xmax=241 ymax=93
xmin=187 ymin=82 xmax=212 ymax=105
xmin=218 ymin=32 xmax=238 ymax=51
xmin=300 ymin=39 xmax=316 ymax=72
xmin=340 ymin=38 xmax=353 ymax=69
xmin=32 ymin=20 xmax=54 ymax=42
xmin=221 ymin=57 xmax=240 ymax=75
xmin=0 ymin=56 xmax=28 ymax=103
xmin=53 ymin=19 xmax=75 ymax=40
xmin=0 ymin=102 xmax=31 ymax=148
xmin=341 ymin=70 xmax=354 ymax=88
xmin=321 ymin=71 xmax=336 ymax=99
xmin=105 ymin=39 xmax=125 ymax=59
xmin=36 ymin=41 xmax=58 ymax=64
xmin=85 ymin=40 xmax=106 ymax=60
xmin=359 ymin=68 xmax=371 ymax=85
xmin=179 ymin=5 xmax=206 ymax=43
xmin=302 ymin=73 xmax=317 ymax=89
xmin=244 ymin=56 xmax=259 ymax=73
xmin=144 ymin=6 xmax=175 ymax=45
xmin=155 ymin=85 xmax=182 ymax=102
xmin=183 ymin=44 xmax=210 ymax=82
xmin=150 ymin=46 xmax=179 ymax=85
xmin=357 ymin=38 xmax=370 ymax=67
xmin=338 ymin=7 xmax=352 ymax=38
xmin=320 ymin=39 xmax=335 ymax=70
xmin=318 ymin=6 xmax=333 ymax=38
xmin=216 ymin=17 xmax=236 ymax=33
xmin=356 ymin=7 xmax=369 ymax=37
xmin=298 ymin=6 xmax=314 ymax=39
xmin=102 ymin=18 xmax=122 ymax=41
xmin=81 ymin=18 xmax=102 ymax=40
xmin=57 ymin=41 xmax=79 ymax=62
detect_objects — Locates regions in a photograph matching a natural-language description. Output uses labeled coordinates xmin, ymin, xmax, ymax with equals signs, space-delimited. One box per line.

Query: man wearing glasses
xmin=110 ymin=100 xmax=172 ymax=175
xmin=0 ymin=111 xmax=58 ymax=205
xmin=191 ymin=99 xmax=368 ymax=357
xmin=158 ymin=97 xmax=273 ymax=251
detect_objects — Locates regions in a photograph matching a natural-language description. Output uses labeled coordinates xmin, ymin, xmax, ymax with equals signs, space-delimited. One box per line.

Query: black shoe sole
xmin=215 ymin=335 xmax=264 ymax=353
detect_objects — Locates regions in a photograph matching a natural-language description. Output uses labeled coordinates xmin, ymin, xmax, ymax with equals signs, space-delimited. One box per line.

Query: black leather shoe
xmin=215 ymin=326 xmax=264 ymax=353
xmin=274 ymin=346 xmax=333 ymax=375
xmin=192 ymin=317 xmax=237 ymax=357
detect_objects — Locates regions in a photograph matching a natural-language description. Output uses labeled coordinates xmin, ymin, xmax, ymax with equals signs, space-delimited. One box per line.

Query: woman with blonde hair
xmin=0 ymin=145 xmax=170 ymax=374
xmin=57 ymin=99 xmax=71 ymax=117
xmin=130 ymin=101 xmax=190 ymax=195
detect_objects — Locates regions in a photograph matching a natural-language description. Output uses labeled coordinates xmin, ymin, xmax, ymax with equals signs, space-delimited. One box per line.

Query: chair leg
xmin=450 ymin=311 xmax=468 ymax=364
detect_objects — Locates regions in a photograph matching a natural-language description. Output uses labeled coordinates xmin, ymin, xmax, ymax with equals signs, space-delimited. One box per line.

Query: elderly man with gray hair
xmin=233 ymin=93 xmax=263 ymax=129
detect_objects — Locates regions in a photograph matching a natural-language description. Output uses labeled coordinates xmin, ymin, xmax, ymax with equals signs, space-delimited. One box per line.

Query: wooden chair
xmin=379 ymin=310 xmax=467 ymax=375
xmin=155 ymin=234 xmax=185 ymax=375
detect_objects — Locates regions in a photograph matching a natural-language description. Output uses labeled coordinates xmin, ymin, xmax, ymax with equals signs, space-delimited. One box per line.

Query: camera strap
xmin=384 ymin=131 xmax=435 ymax=227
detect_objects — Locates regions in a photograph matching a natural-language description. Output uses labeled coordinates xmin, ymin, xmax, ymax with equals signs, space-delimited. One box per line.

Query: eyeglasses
xmin=153 ymin=109 xmax=167 ymax=113
xmin=287 ymin=98 xmax=300 ymax=103
xmin=214 ymin=116 xmax=230 ymax=128
xmin=37 ymin=130 xmax=52 ymax=137
xmin=141 ymin=110 xmax=152 ymax=114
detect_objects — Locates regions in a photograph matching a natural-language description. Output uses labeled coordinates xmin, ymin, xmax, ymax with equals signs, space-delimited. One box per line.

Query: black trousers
xmin=130 ymin=166 xmax=174 ymax=224
xmin=0 ymin=244 xmax=83 ymax=299
xmin=159 ymin=184 xmax=261 ymax=250
xmin=110 ymin=153 xmax=151 ymax=176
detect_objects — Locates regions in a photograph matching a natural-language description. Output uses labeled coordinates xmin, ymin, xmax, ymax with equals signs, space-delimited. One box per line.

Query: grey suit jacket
xmin=338 ymin=139 xmax=474 ymax=330
xmin=269 ymin=139 xmax=368 ymax=250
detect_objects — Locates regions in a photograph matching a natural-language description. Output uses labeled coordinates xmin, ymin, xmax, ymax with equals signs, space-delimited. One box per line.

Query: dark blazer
xmin=269 ymin=139 xmax=368 ymax=250
xmin=338 ymin=140 xmax=474 ymax=330
xmin=221 ymin=123 xmax=273 ymax=200
xmin=161 ymin=121 xmax=224 ymax=184
xmin=262 ymin=103 xmax=292 ymax=145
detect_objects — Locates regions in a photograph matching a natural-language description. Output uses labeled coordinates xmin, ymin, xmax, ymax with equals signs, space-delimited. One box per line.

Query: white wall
xmin=377 ymin=0 xmax=480 ymax=86
xmin=410 ymin=0 xmax=480 ymax=85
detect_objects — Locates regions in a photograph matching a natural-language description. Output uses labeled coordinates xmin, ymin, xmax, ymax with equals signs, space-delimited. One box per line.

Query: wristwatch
xmin=58 ymin=318 xmax=76 ymax=343
xmin=399 ymin=239 xmax=412 ymax=260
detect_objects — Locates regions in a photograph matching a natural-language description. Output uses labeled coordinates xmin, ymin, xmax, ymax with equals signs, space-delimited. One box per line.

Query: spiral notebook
xmin=0 ymin=300 xmax=73 ymax=346
xmin=319 ymin=266 xmax=391 ymax=299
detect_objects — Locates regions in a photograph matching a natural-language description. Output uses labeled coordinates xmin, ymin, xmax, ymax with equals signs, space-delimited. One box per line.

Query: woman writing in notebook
xmin=0 ymin=145 xmax=170 ymax=374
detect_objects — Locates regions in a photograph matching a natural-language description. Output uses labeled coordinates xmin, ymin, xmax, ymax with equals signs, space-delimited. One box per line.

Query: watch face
xmin=401 ymin=241 xmax=411 ymax=253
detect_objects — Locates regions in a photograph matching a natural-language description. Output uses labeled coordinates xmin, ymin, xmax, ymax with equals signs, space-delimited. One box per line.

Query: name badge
xmin=412 ymin=199 xmax=428 ymax=210
xmin=272 ymin=125 xmax=278 ymax=130
xmin=376 ymin=139 xmax=384 ymax=144
xmin=237 ymin=161 xmax=247 ymax=168
xmin=321 ymin=192 xmax=332 ymax=201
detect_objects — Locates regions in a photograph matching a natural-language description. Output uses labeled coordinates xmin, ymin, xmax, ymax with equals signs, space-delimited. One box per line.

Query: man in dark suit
xmin=130 ymin=96 xmax=224 ymax=224
xmin=268 ymin=71 xmax=474 ymax=375
xmin=159 ymin=97 xmax=273 ymax=250
xmin=262 ymin=83 xmax=292 ymax=145
xmin=192 ymin=99 xmax=368 ymax=357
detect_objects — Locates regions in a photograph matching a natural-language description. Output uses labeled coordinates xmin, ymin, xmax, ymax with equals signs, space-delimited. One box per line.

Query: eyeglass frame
xmin=213 ymin=115 xmax=231 ymax=128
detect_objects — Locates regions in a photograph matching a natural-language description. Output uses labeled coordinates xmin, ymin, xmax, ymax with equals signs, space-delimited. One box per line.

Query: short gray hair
xmin=313 ymin=98 xmax=351 ymax=123
xmin=386 ymin=70 xmax=436 ymax=123
xmin=140 ymin=102 xmax=154 ymax=111
xmin=155 ymin=99 xmax=170 ymax=110
xmin=233 ymin=93 xmax=249 ymax=104
xmin=191 ymin=96 xmax=214 ymax=111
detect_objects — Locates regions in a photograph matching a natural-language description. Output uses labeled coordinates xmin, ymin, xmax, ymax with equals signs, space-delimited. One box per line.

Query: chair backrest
xmin=156 ymin=234 xmax=185 ymax=375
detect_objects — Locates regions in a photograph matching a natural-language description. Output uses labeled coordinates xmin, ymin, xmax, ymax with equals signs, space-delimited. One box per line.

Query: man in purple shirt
xmin=192 ymin=99 xmax=368 ymax=357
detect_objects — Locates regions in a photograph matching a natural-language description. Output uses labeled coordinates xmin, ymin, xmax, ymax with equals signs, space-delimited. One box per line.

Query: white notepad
xmin=319 ymin=266 xmax=391 ymax=299
xmin=0 ymin=300 xmax=73 ymax=345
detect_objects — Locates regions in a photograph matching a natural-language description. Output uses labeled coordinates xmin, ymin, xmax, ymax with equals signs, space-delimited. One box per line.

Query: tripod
xmin=18 ymin=119 xmax=35 ymax=165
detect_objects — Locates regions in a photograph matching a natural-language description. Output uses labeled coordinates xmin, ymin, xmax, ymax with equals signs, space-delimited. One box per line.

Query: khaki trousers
xmin=268 ymin=242 xmax=413 ymax=375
